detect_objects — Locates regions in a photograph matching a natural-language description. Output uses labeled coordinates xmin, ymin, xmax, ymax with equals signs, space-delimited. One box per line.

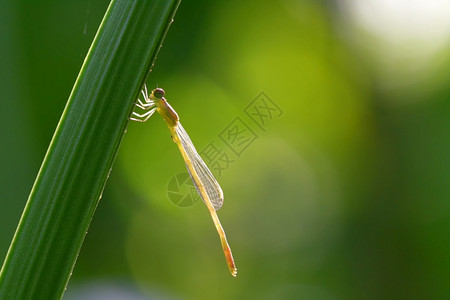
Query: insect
xmin=130 ymin=84 xmax=237 ymax=277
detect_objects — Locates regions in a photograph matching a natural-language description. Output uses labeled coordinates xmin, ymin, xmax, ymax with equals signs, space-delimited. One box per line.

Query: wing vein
xmin=174 ymin=123 xmax=224 ymax=210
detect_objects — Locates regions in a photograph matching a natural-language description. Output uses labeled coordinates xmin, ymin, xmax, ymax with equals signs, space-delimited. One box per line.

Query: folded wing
xmin=174 ymin=123 xmax=224 ymax=210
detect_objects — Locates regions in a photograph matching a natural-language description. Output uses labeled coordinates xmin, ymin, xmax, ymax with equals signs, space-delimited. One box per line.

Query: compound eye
xmin=153 ymin=88 xmax=165 ymax=99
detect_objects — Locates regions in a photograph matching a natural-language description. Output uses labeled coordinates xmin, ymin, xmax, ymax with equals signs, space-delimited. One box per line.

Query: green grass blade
xmin=0 ymin=0 xmax=181 ymax=298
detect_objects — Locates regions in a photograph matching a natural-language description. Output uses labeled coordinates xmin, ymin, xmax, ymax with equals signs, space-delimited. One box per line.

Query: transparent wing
xmin=174 ymin=123 xmax=224 ymax=210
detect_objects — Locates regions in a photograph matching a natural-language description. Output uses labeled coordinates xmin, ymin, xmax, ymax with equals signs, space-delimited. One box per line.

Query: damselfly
xmin=130 ymin=85 xmax=237 ymax=277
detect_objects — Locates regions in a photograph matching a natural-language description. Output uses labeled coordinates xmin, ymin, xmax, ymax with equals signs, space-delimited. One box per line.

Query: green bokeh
xmin=1 ymin=1 xmax=449 ymax=299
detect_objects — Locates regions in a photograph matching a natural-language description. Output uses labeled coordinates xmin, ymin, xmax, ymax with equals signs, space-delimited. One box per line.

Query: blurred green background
xmin=1 ymin=0 xmax=450 ymax=299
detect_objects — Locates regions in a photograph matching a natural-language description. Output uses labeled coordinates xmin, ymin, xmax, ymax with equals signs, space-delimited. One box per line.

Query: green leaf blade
xmin=0 ymin=0 xmax=181 ymax=298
